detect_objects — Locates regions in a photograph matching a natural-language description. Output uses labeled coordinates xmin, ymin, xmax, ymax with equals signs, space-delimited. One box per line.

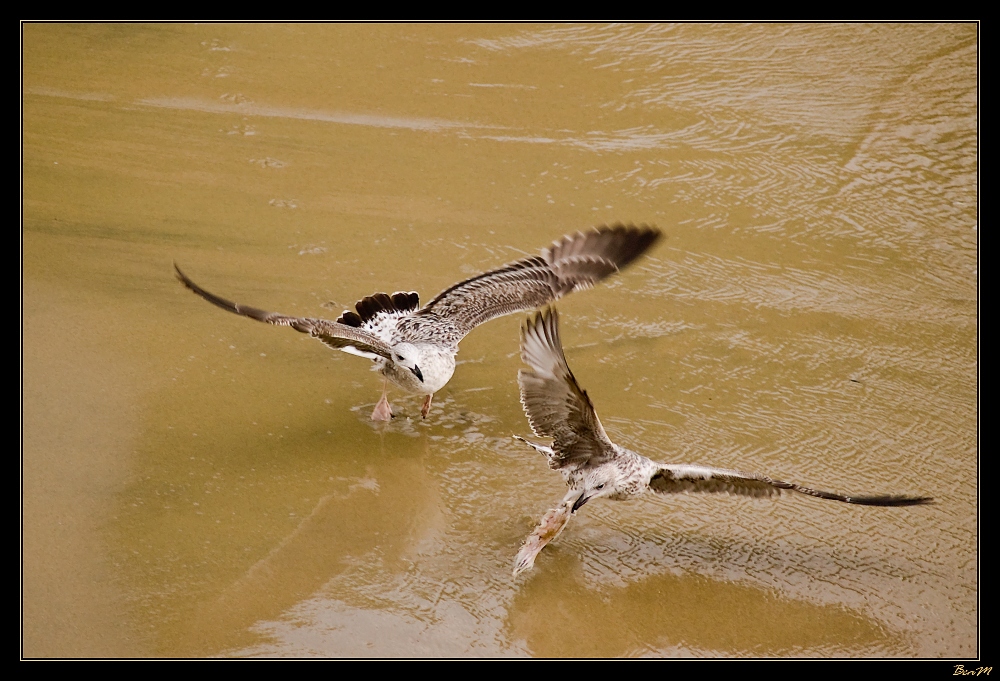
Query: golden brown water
xmin=22 ymin=23 xmax=977 ymax=658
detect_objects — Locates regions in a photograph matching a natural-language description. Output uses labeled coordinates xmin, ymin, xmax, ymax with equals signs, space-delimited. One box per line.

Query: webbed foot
xmin=371 ymin=394 xmax=394 ymax=421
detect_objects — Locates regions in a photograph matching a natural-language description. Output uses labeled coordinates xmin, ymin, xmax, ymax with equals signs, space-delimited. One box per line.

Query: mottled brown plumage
xmin=175 ymin=224 xmax=661 ymax=420
xmin=513 ymin=308 xmax=932 ymax=576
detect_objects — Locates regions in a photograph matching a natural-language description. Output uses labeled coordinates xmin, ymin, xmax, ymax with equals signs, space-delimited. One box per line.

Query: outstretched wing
xmin=174 ymin=264 xmax=395 ymax=361
xmin=411 ymin=224 xmax=661 ymax=344
xmin=517 ymin=307 xmax=616 ymax=469
xmin=649 ymin=464 xmax=933 ymax=506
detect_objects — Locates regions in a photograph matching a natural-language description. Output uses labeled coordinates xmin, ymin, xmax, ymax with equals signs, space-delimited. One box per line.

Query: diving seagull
xmin=512 ymin=307 xmax=932 ymax=577
xmin=175 ymin=223 xmax=660 ymax=421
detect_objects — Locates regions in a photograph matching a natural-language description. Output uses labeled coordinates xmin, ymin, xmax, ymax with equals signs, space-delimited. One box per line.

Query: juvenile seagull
xmin=175 ymin=223 xmax=660 ymax=421
xmin=512 ymin=307 xmax=932 ymax=577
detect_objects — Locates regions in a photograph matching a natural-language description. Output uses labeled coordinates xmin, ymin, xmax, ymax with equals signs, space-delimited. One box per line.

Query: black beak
xmin=411 ymin=365 xmax=424 ymax=383
xmin=571 ymin=492 xmax=589 ymax=513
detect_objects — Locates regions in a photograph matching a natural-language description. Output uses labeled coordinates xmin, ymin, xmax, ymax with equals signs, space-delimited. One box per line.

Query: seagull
xmin=512 ymin=307 xmax=933 ymax=577
xmin=175 ymin=223 xmax=661 ymax=421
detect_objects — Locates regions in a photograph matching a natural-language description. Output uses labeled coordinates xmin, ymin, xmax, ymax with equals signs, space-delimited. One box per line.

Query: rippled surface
xmin=22 ymin=23 xmax=977 ymax=657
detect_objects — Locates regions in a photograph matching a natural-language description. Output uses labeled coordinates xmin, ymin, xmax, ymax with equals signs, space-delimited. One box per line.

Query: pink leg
xmin=371 ymin=379 xmax=394 ymax=421
xmin=421 ymin=394 xmax=433 ymax=419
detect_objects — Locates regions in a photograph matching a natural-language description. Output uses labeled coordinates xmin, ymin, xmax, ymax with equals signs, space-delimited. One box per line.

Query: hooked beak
xmin=411 ymin=365 xmax=424 ymax=383
xmin=571 ymin=491 xmax=590 ymax=513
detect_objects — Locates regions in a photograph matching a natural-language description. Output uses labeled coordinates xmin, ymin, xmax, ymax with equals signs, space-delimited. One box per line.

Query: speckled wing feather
xmin=174 ymin=264 xmax=395 ymax=361
xmin=517 ymin=307 xmax=616 ymax=469
xmin=337 ymin=291 xmax=420 ymax=342
xmin=649 ymin=464 xmax=933 ymax=506
xmin=407 ymin=224 xmax=661 ymax=346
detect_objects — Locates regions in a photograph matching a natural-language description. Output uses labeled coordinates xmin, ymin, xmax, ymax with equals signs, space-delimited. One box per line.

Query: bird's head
xmin=391 ymin=342 xmax=424 ymax=383
xmin=571 ymin=464 xmax=623 ymax=512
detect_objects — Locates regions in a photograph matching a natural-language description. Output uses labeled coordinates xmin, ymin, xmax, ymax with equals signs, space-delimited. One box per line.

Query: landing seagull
xmin=175 ymin=224 xmax=660 ymax=421
xmin=512 ymin=307 xmax=932 ymax=576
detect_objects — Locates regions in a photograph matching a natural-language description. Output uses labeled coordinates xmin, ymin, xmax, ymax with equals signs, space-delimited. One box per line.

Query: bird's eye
xmin=395 ymin=354 xmax=404 ymax=361
xmin=596 ymin=483 xmax=605 ymax=490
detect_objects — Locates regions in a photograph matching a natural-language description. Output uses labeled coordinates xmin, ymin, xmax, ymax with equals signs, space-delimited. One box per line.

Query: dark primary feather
xmin=517 ymin=308 xmax=616 ymax=469
xmin=412 ymin=224 xmax=661 ymax=344
xmin=174 ymin=263 xmax=395 ymax=361
xmin=649 ymin=464 xmax=933 ymax=507
xmin=338 ymin=291 xmax=420 ymax=328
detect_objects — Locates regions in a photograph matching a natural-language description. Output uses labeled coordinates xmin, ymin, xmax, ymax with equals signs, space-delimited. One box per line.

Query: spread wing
xmin=411 ymin=224 xmax=661 ymax=345
xmin=174 ymin=264 xmax=394 ymax=361
xmin=517 ymin=307 xmax=616 ymax=469
xmin=649 ymin=464 xmax=933 ymax=506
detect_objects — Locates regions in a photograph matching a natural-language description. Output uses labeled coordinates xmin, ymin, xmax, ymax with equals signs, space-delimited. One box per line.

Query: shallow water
xmin=22 ymin=23 xmax=977 ymax=658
